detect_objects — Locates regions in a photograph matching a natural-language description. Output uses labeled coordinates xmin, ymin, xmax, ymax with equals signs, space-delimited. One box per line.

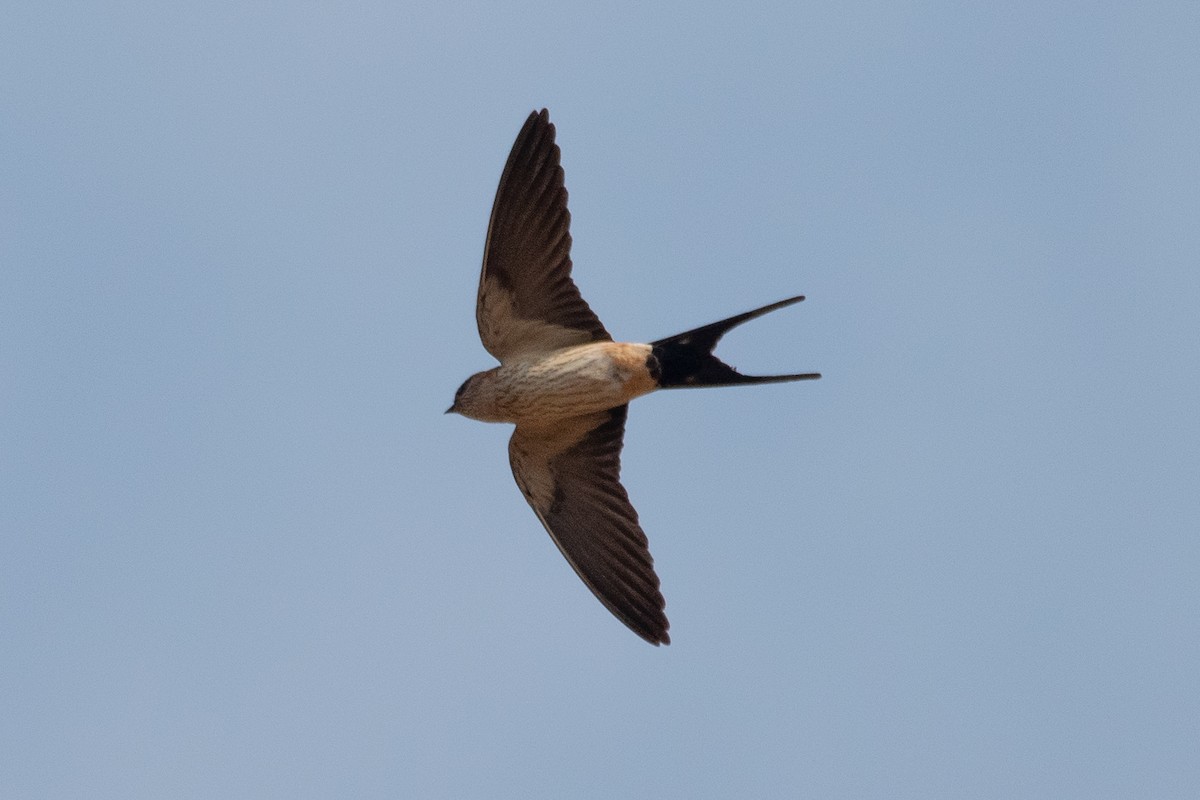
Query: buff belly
xmin=492 ymin=342 xmax=656 ymax=424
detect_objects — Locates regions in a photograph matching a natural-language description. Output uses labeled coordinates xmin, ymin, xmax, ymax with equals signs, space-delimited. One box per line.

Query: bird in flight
xmin=447 ymin=109 xmax=820 ymax=645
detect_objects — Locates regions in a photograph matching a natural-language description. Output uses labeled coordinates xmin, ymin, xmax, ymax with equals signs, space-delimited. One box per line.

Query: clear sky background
xmin=3 ymin=3 xmax=1198 ymax=798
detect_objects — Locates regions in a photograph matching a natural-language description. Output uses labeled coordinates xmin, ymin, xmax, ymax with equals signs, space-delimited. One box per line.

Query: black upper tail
xmin=649 ymin=296 xmax=821 ymax=389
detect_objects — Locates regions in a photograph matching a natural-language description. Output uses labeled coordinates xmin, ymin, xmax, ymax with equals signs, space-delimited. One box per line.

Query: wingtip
xmin=638 ymin=628 xmax=671 ymax=646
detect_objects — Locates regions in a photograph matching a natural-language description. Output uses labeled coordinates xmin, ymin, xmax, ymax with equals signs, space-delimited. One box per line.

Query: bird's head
xmin=445 ymin=370 xmax=497 ymax=420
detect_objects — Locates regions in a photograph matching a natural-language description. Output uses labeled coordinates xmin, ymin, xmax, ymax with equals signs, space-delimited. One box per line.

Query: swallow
xmin=447 ymin=109 xmax=820 ymax=645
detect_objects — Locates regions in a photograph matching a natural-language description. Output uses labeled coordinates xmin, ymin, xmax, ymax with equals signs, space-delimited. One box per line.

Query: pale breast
xmin=492 ymin=342 xmax=656 ymax=423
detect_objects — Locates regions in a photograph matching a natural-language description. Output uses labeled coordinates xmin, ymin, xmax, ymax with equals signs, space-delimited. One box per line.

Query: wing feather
xmin=508 ymin=405 xmax=669 ymax=645
xmin=477 ymin=109 xmax=610 ymax=362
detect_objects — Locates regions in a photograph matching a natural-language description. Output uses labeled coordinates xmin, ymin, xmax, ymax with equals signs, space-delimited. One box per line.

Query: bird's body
xmin=448 ymin=109 xmax=820 ymax=645
xmin=453 ymin=341 xmax=656 ymax=425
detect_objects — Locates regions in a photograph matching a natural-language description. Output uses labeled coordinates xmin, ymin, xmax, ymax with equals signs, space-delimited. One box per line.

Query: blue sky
xmin=3 ymin=3 xmax=1198 ymax=798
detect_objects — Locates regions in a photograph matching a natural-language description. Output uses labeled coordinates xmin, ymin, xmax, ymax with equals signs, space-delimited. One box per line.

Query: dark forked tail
xmin=649 ymin=296 xmax=821 ymax=388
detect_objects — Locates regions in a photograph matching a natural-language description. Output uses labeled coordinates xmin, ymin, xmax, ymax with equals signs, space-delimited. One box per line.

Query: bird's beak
xmin=444 ymin=405 xmax=456 ymax=415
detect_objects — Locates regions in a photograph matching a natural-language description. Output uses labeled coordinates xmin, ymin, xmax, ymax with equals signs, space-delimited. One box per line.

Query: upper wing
xmin=477 ymin=109 xmax=610 ymax=363
xmin=508 ymin=405 xmax=669 ymax=645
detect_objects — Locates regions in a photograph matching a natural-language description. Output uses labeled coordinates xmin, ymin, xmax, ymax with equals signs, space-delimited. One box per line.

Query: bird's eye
xmin=455 ymin=378 xmax=471 ymax=400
